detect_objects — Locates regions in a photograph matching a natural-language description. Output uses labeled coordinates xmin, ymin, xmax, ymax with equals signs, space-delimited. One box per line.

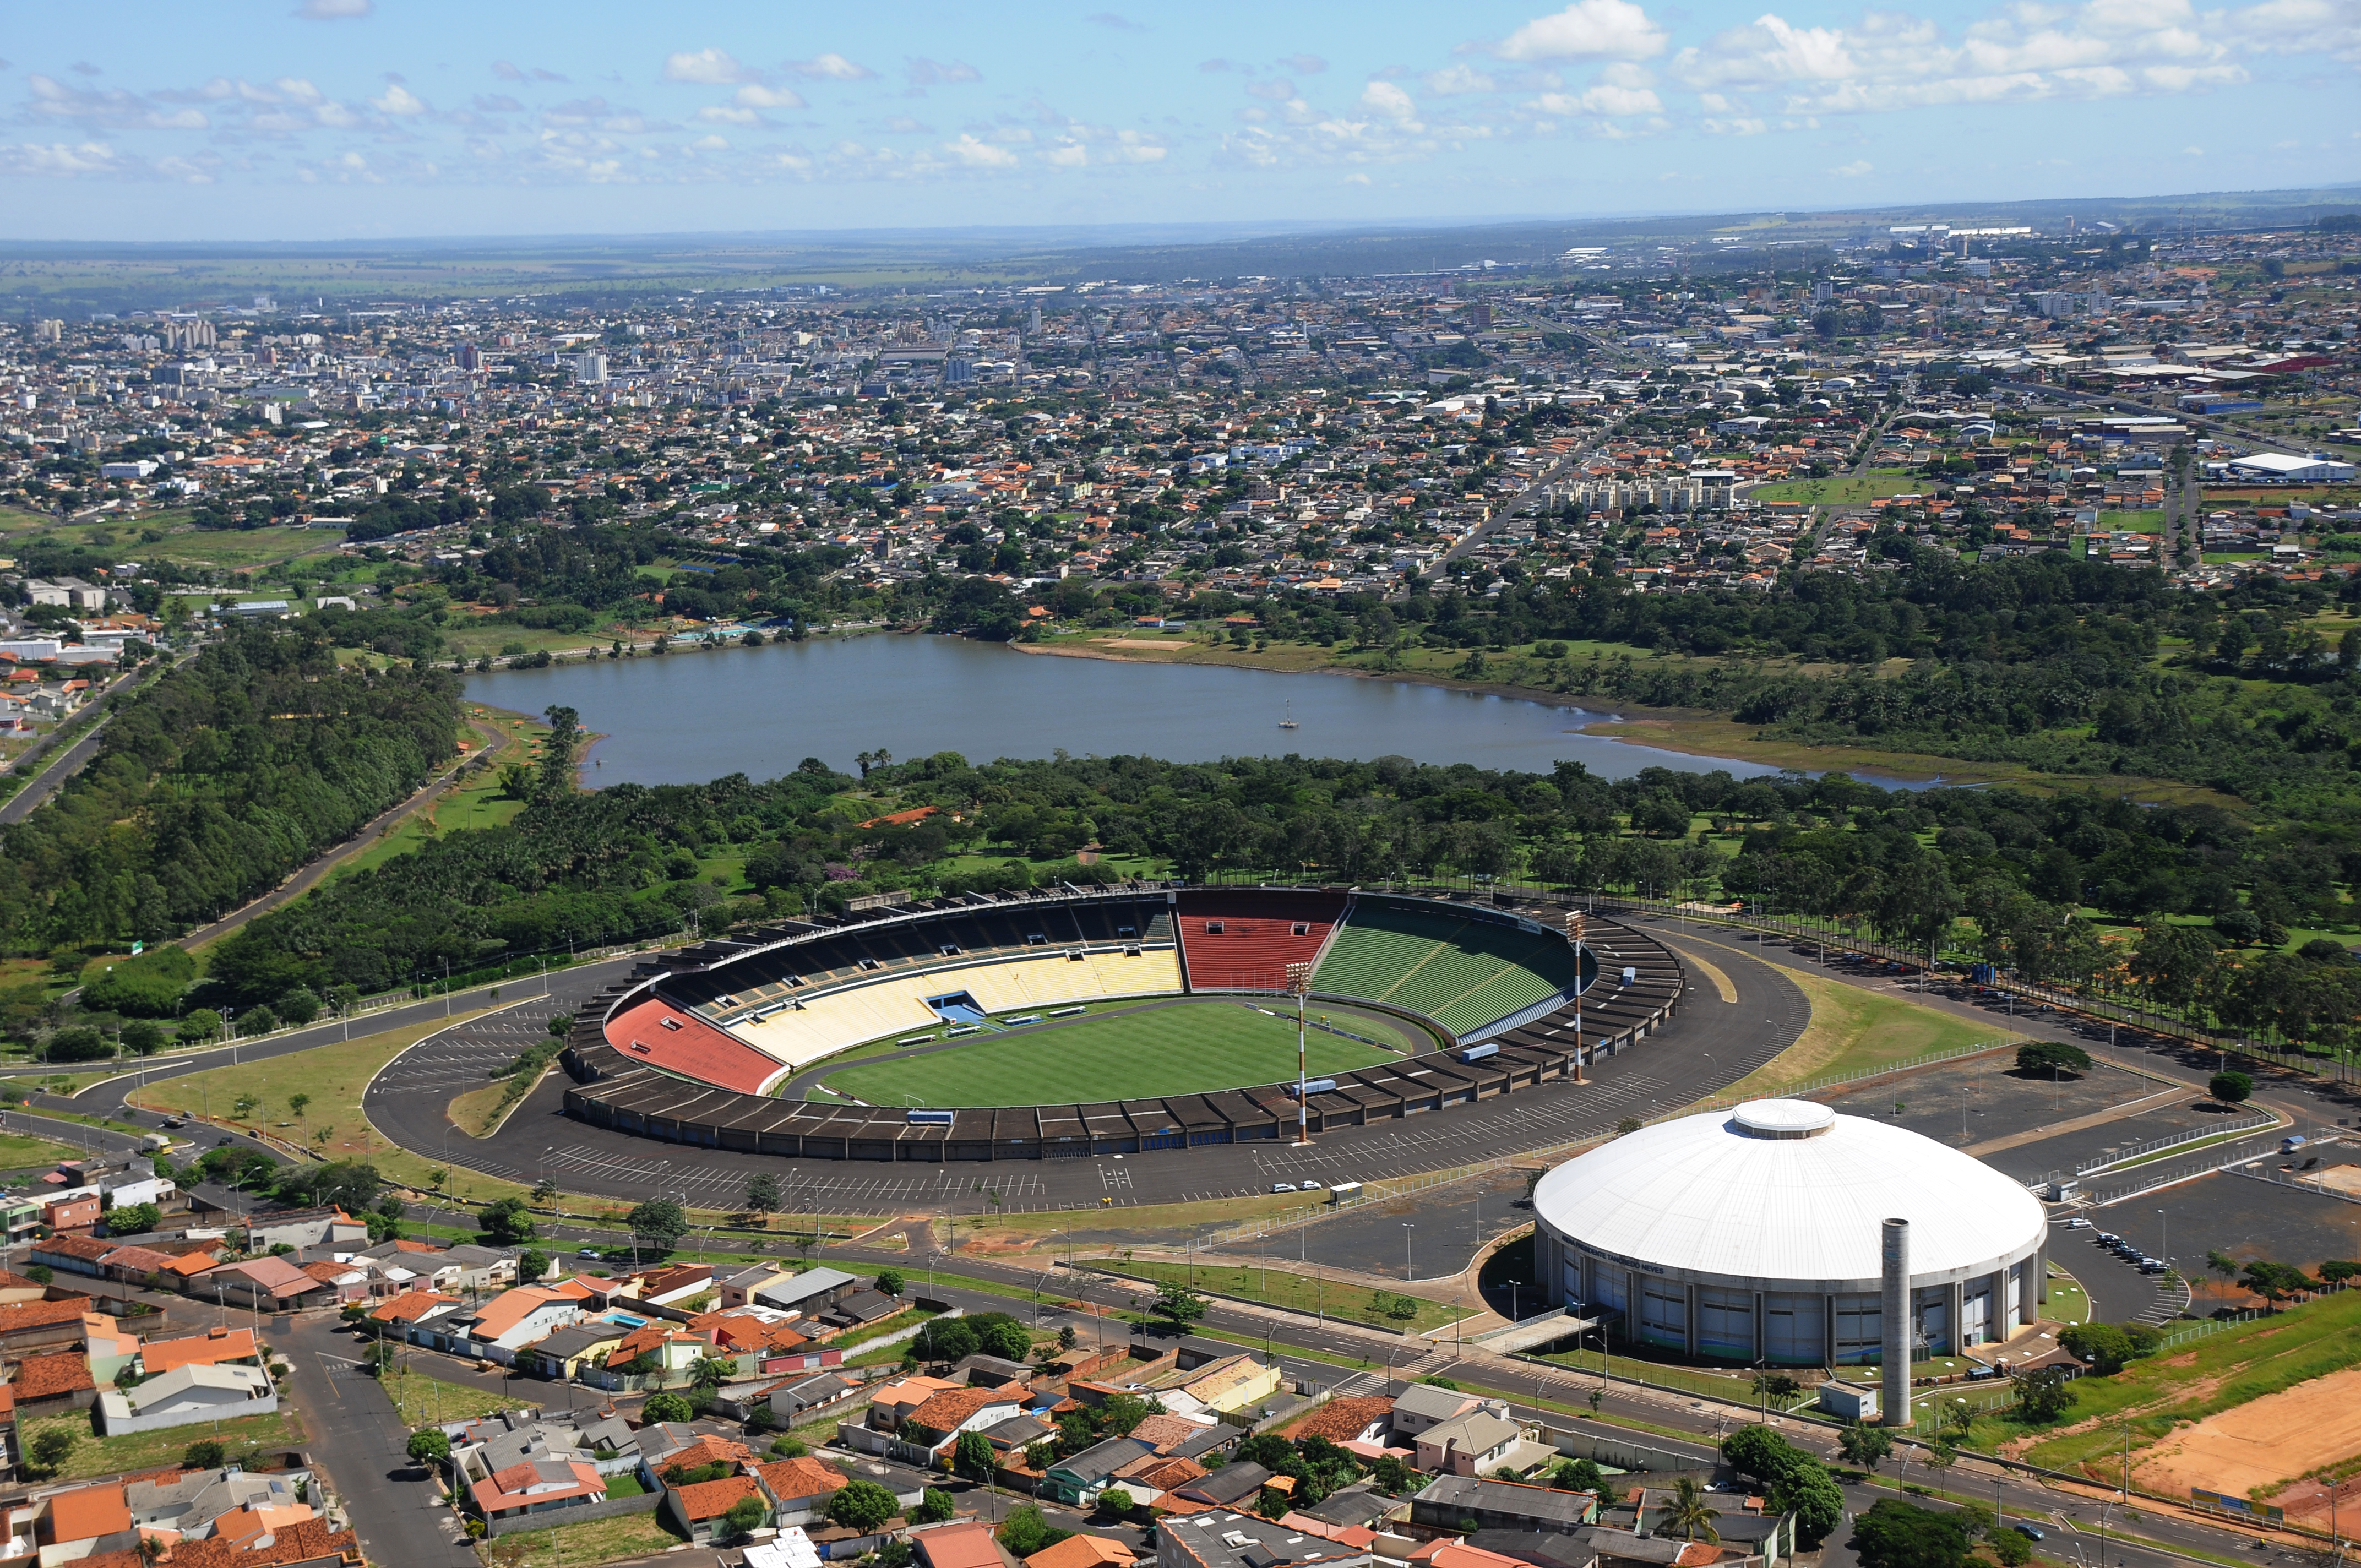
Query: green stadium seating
xmin=1312 ymin=902 xmax=1582 ymax=1038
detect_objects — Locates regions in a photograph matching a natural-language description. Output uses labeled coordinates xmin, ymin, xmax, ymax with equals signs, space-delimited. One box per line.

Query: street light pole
xmin=1567 ymin=911 xmax=1587 ymax=1082
xmin=1402 ymin=1222 xmax=1415 ymax=1282
xmin=1286 ymin=962 xmax=1313 ymax=1145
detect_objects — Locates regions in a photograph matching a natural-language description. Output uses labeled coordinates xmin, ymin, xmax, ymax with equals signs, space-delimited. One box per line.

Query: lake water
xmin=466 ymin=634 xmax=1802 ymax=787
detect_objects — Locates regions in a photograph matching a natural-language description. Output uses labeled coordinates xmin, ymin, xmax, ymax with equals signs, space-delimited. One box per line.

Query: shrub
xmin=2014 ymin=1041 xmax=2091 ymax=1077
xmin=642 ymin=1391 xmax=693 ymax=1424
xmin=996 ymin=1506 xmax=1071 ymax=1558
xmin=2209 ymin=1070 xmax=2253 ymax=1104
xmin=405 ymin=1429 xmax=450 ymax=1465
xmin=2060 ymin=1323 xmax=2137 ymax=1375
xmin=183 ymin=1438 xmax=227 ymax=1469
xmin=827 ymin=1479 xmax=901 ymax=1533
xmin=79 ymin=947 xmax=195 ymax=1017
xmin=1849 ymin=1498 xmax=1971 ymax=1568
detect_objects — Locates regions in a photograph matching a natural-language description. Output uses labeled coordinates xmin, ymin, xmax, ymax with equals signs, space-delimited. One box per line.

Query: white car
xmin=2064 ymin=1217 xmax=2092 ymax=1229
xmin=1271 ymin=1182 xmax=1296 ymax=1193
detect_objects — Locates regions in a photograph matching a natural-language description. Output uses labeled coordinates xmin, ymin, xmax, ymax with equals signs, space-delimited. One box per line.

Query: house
xmin=190 ymin=1254 xmax=331 ymax=1311
xmin=1106 ymin=1451 xmax=1209 ymax=1507
xmin=96 ymin=1362 xmax=277 ymax=1434
xmin=916 ymin=1519 xmax=1012 ymax=1568
xmin=867 ymin=1374 xmax=965 ymax=1431
xmin=598 ymin=1324 xmax=714 ymax=1385
xmin=518 ymin=1321 xmax=631 ymax=1381
xmin=1158 ymin=1506 xmax=1375 ymax=1568
xmin=1415 ymin=1541 xmax=1563 ymax=1568
xmin=716 ymin=1263 xmax=799 ymax=1309
xmin=768 ymin=1371 xmax=859 ymax=1425
xmin=902 ymin=1384 xmax=1025 ymax=1450
xmin=752 ymin=1455 xmax=848 ymax=1525
xmin=0 ymin=1294 xmax=97 ymax=1353
xmin=83 ymin=1315 xmax=140 ymax=1385
xmin=1390 ymin=1382 xmax=1483 ymax=1436
xmin=1044 ymin=1437 xmax=1156 ymax=1506
xmin=27 ymin=1235 xmax=114 ymax=1278
xmin=10 ymin=1348 xmax=96 ymax=1415
xmin=238 ymin=1205 xmax=368 ymax=1253
xmin=637 ymin=1263 xmax=718 ymax=1309
xmin=819 ymin=1288 xmax=901 ymax=1331
xmin=752 ymin=1266 xmax=859 ymax=1317
xmin=471 ymin=1457 xmax=608 ymax=1525
xmin=126 ymin=1465 xmax=316 ymax=1543
xmin=1 ymin=1482 xmax=138 ymax=1564
xmin=1412 ymin=1408 xmax=1521 ymax=1478
xmin=367 ymin=1288 xmax=464 ymax=1336
xmin=1410 ymin=1477 xmax=1596 ymax=1537
xmin=662 ymin=1474 xmax=767 ymax=1545
xmin=139 ymin=1325 xmax=262 ymax=1378
xmin=299 ymin=1258 xmax=374 ymax=1303
xmin=1169 ymin=1462 xmax=1274 ymax=1511
xmin=1160 ymin=1353 xmax=1280 ymax=1417
xmin=423 ymin=1284 xmax=586 ymax=1364
xmin=1028 ymin=1534 xmax=1138 ymax=1568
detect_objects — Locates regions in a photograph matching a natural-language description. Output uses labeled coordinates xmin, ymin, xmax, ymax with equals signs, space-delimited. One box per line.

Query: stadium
xmin=1532 ymin=1098 xmax=2050 ymax=1368
xmin=558 ymin=885 xmax=1685 ymax=1162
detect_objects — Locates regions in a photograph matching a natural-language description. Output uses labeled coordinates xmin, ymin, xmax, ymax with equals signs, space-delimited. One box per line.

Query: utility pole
xmin=1567 ymin=910 xmax=1587 ymax=1082
xmin=1286 ymin=962 xmax=1313 ymax=1145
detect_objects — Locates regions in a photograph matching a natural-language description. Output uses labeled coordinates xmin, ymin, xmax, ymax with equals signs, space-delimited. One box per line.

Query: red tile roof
xmin=673 ymin=1474 xmax=761 ymax=1523
xmin=14 ymin=1348 xmax=96 ymax=1400
xmin=0 ymin=1295 xmax=94 ymax=1337
xmin=606 ymin=998 xmax=780 ymax=1093
xmin=755 ymin=1456 xmax=849 ymax=1505
xmin=141 ymin=1326 xmax=258 ymax=1376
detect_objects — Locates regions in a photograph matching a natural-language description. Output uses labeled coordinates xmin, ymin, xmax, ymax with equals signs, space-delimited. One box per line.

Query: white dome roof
xmin=1534 ymin=1098 xmax=2047 ymax=1289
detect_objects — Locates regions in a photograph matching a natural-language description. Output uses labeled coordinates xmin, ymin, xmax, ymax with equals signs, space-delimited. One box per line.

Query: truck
xmin=2282 ymin=1134 xmax=2306 ymax=1154
xmin=1326 ymin=1181 xmax=1363 ymax=1204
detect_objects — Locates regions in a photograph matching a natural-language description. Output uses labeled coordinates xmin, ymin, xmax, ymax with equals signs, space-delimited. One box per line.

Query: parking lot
xmin=1818 ymin=1049 xmax=2197 ymax=1177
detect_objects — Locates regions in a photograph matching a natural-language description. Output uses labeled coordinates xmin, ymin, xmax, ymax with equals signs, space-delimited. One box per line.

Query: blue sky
xmin=4 ymin=0 xmax=2355 ymax=242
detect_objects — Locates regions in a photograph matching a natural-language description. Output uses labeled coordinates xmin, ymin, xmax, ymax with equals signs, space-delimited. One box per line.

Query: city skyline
xmin=3 ymin=0 xmax=2356 ymax=242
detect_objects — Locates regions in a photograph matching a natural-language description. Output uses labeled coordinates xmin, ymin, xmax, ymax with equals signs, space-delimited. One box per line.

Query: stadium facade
xmin=1532 ymin=1098 xmax=2049 ymax=1368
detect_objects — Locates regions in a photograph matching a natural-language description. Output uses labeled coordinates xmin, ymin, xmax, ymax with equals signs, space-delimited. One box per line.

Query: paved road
xmin=178 ymin=717 xmax=516 ymax=950
xmin=0 ymin=652 xmax=175 ymax=825
xmin=278 ymin=1311 xmax=480 ymax=1568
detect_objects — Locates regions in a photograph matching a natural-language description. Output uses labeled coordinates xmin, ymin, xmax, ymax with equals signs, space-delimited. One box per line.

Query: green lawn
xmin=0 ymin=1131 xmax=83 ymax=1174
xmin=813 ymin=998 xmax=1407 ymax=1108
xmin=380 ymin=1369 xmax=534 ymax=1429
xmin=21 ymin=1408 xmax=302 ymax=1482
xmin=1746 ymin=469 xmax=1924 ymax=506
xmin=1723 ymin=965 xmax=2011 ymax=1095
xmin=1103 ymin=1259 xmax=1466 ymax=1332
xmin=475 ymin=1508 xmax=687 ymax=1567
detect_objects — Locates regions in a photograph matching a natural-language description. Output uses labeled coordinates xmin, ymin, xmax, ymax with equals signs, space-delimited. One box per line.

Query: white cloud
xmin=943 ymin=132 xmax=1018 ymax=167
xmin=787 ymin=53 xmax=875 ymax=80
xmin=1046 ymin=142 xmax=1090 ymax=166
xmin=294 ymin=0 xmax=371 ymax=17
xmin=906 ymin=58 xmax=982 ymax=85
xmin=1361 ymin=79 xmax=1421 ymax=121
xmin=1672 ymin=0 xmax=2259 ymax=113
xmin=1424 ymin=64 xmax=1497 ymax=94
xmin=699 ymin=105 xmax=760 ymax=124
xmin=371 ymin=83 xmax=428 ymax=116
xmin=663 ymin=48 xmax=753 ymax=85
xmin=1496 ymin=0 xmax=1668 ymax=61
xmin=736 ymin=83 xmax=806 ymax=110
xmin=1831 ymin=157 xmax=1873 ymax=175
xmin=0 ymin=139 xmax=128 ymax=175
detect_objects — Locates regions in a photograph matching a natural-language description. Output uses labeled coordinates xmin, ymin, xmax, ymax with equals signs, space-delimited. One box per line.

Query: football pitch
xmin=813 ymin=999 xmax=1417 ymax=1108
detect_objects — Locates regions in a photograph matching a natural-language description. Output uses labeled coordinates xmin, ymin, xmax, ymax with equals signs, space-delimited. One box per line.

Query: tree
xmin=2208 ymin=1070 xmax=2253 ymax=1104
xmin=689 ymin=1354 xmax=736 ymax=1390
xmin=288 ymin=1092 xmax=311 ymax=1125
xmin=183 ymin=1439 xmax=227 ymax=1469
xmin=996 ymin=1505 xmax=1071 ymax=1559
xmin=2012 ymin=1366 xmax=2075 ymax=1424
xmin=953 ymin=1430 xmax=997 ymax=1482
xmin=643 ymin=1391 xmax=694 ymax=1424
xmin=406 ymin=1429 xmax=451 ymax=1467
xmin=2241 ymin=1259 xmax=2317 ymax=1306
xmin=516 ymin=1248 xmax=550 ymax=1283
xmin=877 ymin=1268 xmax=905 ymax=1297
xmin=1101 ymin=1486 xmax=1136 ymax=1517
xmin=723 ymin=1495 xmax=768 ymax=1540
xmin=2059 ymin=1322 xmax=2137 ymax=1375
xmin=1148 ymin=1279 xmax=1209 ymax=1330
xmin=1663 ymin=1476 xmax=1721 ymax=1542
xmin=106 ymin=1201 xmax=161 ymax=1238
xmin=828 ymin=1479 xmax=902 ymax=1533
xmin=29 ymin=1427 xmax=76 ymax=1473
xmin=1372 ymin=1455 xmax=1415 ymax=1494
xmin=1837 ymin=1422 xmax=1894 ymax=1471
xmin=2014 ymin=1041 xmax=2092 ymax=1077
xmin=627 ymin=1199 xmax=688 ymax=1254
xmin=744 ymin=1172 xmax=784 ymax=1216
xmin=1849 ymin=1499 xmax=1971 ymax=1568
xmin=1721 ymin=1425 xmax=1843 ymax=1546
xmin=1992 ymin=1528 xmax=2035 ymax=1567
xmin=540 ymin=705 xmax=583 ymax=799
xmin=530 ymin=1177 xmax=558 ymax=1205
xmin=478 ymin=1197 xmax=536 ymax=1246
xmin=178 ymin=1009 xmax=223 ymax=1044
xmin=121 ymin=1020 xmax=164 ymax=1055
xmin=913 ymin=1488 xmax=956 ymax=1525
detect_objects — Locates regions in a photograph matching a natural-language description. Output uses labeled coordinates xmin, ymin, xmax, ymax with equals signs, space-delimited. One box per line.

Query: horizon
xmin=7 ymin=0 xmax=2357 ymax=244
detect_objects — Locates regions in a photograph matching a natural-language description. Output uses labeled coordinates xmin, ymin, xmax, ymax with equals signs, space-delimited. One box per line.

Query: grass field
xmin=1721 ymin=960 xmax=2014 ymax=1096
xmin=1102 ymin=1259 xmax=1467 ymax=1332
xmin=473 ymin=1509 xmax=688 ymax=1567
xmin=21 ymin=1408 xmax=302 ymax=1482
xmin=0 ymin=1131 xmax=85 ymax=1174
xmin=1745 ymin=468 xmax=1924 ymax=506
xmin=814 ymin=998 xmax=1405 ymax=1108
xmin=381 ymin=1368 xmax=532 ymax=1429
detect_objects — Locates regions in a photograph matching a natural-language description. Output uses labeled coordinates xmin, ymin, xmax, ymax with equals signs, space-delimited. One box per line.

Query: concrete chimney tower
xmin=1881 ymin=1217 xmax=1911 ymax=1427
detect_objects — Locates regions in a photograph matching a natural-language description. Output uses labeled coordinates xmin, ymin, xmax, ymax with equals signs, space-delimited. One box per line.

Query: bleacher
xmin=1173 ymin=890 xmax=1347 ymax=991
xmin=1312 ymin=897 xmax=1585 ymax=1039
xmin=604 ymin=998 xmax=786 ymax=1095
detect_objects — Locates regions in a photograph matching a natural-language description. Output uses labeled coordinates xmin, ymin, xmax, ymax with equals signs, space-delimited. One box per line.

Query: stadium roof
xmin=1534 ymin=1098 xmax=2045 ymax=1288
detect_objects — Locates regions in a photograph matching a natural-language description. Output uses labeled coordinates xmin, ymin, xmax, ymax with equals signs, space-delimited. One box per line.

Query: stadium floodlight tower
xmin=1285 ymin=961 xmax=1313 ymax=1145
xmin=1565 ymin=910 xmax=1587 ymax=1083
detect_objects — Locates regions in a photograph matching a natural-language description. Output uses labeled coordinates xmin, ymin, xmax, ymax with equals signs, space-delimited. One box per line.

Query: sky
xmin=3 ymin=0 xmax=2356 ymax=243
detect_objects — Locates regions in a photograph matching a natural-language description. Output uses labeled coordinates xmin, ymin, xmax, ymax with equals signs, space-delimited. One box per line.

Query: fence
xmin=480 ymin=1491 xmax=659 ymax=1539
xmin=2071 ymin=1111 xmax=2281 ymax=1177
xmin=2085 ymin=1131 xmax=2290 ymax=1207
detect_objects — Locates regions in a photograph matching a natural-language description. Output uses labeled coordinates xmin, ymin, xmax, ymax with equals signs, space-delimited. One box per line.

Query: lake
xmin=466 ymin=633 xmax=1802 ymax=787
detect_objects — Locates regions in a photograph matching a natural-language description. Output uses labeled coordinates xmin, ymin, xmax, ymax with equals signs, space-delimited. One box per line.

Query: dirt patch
xmin=1096 ymin=638 xmax=1193 ymax=650
xmin=2129 ymin=1366 xmax=2361 ymax=1522
xmin=2162 ymin=1352 xmax=2200 ymax=1368
xmin=2317 ymin=1167 xmax=2361 ymax=1197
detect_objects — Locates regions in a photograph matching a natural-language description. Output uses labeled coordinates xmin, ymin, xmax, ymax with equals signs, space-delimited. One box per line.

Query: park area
xmin=810 ymin=997 xmax=1410 ymax=1108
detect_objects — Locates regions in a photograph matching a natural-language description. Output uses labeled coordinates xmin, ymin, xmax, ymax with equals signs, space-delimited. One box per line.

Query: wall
xmin=97 ymin=1387 xmax=280 ymax=1436
xmin=481 ymin=1490 xmax=659 ymax=1539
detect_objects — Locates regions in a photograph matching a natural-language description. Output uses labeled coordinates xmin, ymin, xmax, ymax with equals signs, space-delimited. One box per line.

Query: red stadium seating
xmin=606 ymin=998 xmax=781 ymax=1095
xmin=1175 ymin=890 xmax=1347 ymax=991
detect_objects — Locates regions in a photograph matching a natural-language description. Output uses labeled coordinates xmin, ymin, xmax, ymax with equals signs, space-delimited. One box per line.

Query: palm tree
xmin=1662 ymin=1476 xmax=1721 ymax=1543
xmin=688 ymin=1353 xmax=736 ymax=1391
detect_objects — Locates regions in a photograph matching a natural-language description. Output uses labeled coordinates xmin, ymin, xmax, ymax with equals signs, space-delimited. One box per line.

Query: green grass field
xmin=1745 ymin=468 xmax=1924 ymax=506
xmin=813 ymin=998 xmax=1407 ymax=1107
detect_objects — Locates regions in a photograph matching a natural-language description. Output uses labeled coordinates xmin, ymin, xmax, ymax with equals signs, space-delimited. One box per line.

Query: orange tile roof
xmin=14 ymin=1348 xmax=96 ymax=1400
xmin=45 ymin=1483 xmax=130 ymax=1543
xmin=140 ymin=1327 xmax=258 ymax=1375
xmin=909 ymin=1386 xmax=1013 ymax=1434
xmin=1282 ymin=1394 xmax=1394 ymax=1444
xmin=370 ymin=1288 xmax=460 ymax=1323
xmin=672 ymin=1474 xmax=761 ymax=1523
xmin=755 ymin=1456 xmax=849 ymax=1504
xmin=606 ymin=998 xmax=780 ymax=1093
xmin=917 ymin=1520 xmax=1005 ymax=1568
xmin=1026 ymin=1533 xmax=1136 ymax=1568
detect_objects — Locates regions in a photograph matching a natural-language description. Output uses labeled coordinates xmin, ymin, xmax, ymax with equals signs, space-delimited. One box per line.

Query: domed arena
xmin=1532 ymin=1098 xmax=2049 ymax=1366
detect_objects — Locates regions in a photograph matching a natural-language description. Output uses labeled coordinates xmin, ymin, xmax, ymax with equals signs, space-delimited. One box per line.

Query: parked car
xmin=2064 ymin=1217 xmax=2092 ymax=1229
xmin=1271 ymin=1183 xmax=1296 ymax=1193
